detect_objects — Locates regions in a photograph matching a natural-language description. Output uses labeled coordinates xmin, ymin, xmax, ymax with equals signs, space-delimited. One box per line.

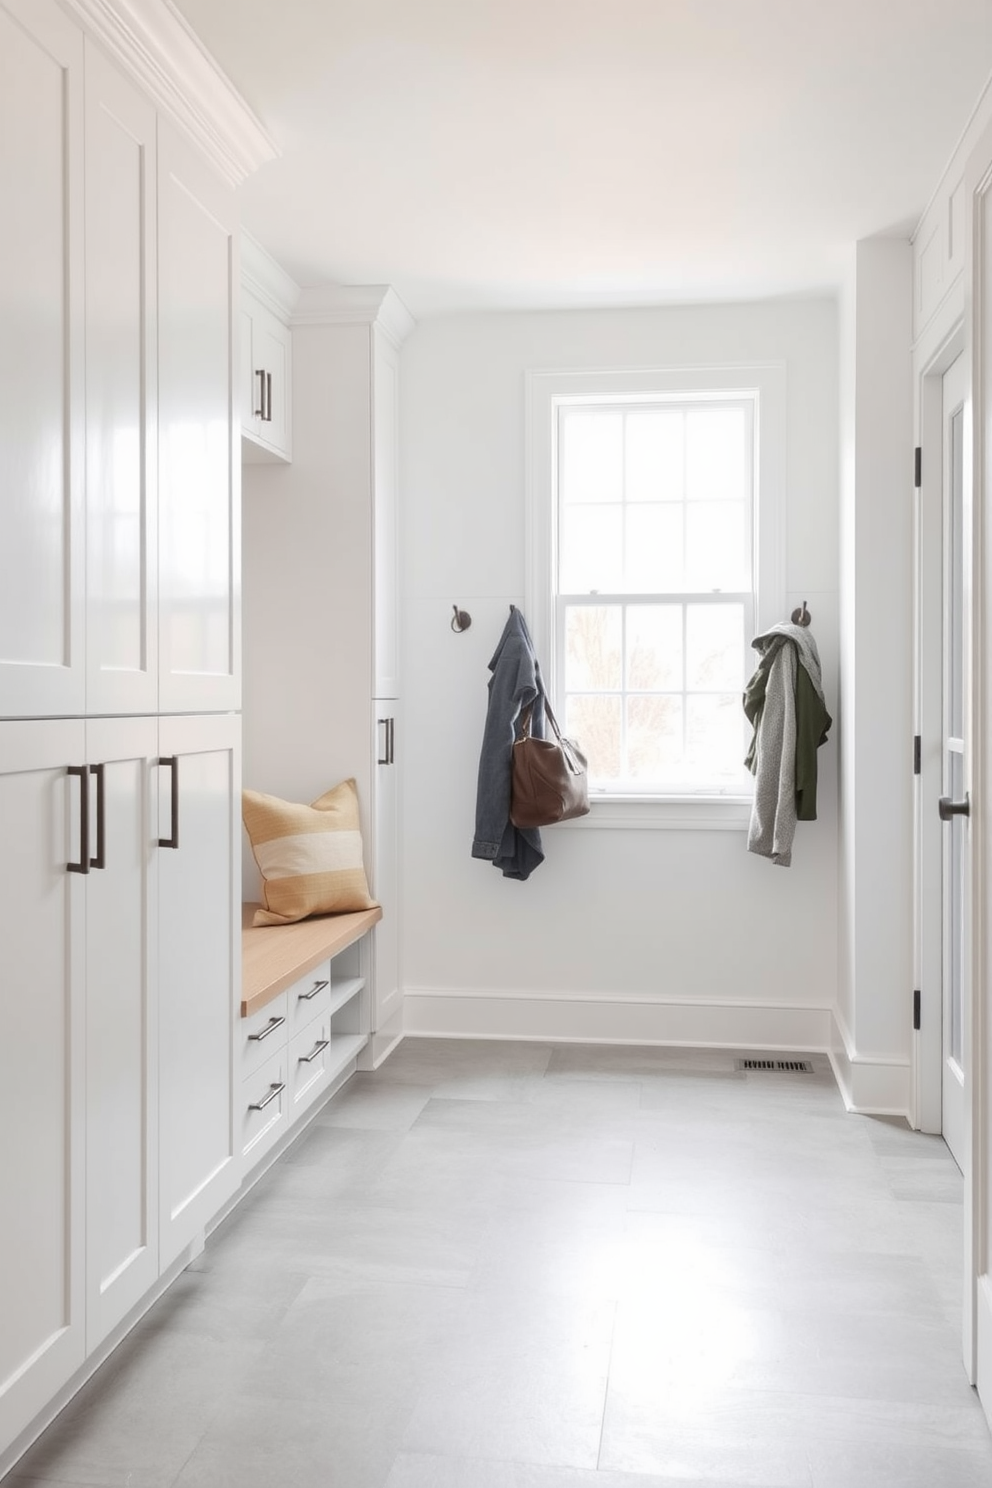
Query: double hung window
xmin=527 ymin=365 xmax=785 ymax=820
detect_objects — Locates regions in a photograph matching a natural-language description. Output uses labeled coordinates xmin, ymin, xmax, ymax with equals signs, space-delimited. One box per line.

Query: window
xmin=527 ymin=365 xmax=785 ymax=824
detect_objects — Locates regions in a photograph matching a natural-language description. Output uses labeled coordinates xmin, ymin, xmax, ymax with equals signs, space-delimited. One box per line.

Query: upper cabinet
xmin=0 ymin=1 xmax=86 ymax=719
xmin=84 ymin=44 xmax=159 ymax=718
xmin=157 ymin=122 xmax=240 ymax=714
xmin=240 ymin=232 xmax=297 ymax=465
xmin=0 ymin=0 xmax=276 ymax=723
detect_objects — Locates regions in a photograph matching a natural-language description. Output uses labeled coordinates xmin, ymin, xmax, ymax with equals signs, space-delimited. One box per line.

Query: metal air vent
xmin=735 ymin=1058 xmax=814 ymax=1074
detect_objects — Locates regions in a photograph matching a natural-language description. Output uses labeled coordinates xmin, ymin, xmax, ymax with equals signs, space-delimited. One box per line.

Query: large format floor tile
xmin=6 ymin=1040 xmax=991 ymax=1488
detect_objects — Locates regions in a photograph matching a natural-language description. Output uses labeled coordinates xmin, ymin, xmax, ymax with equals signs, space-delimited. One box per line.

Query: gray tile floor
xmin=8 ymin=1040 xmax=992 ymax=1488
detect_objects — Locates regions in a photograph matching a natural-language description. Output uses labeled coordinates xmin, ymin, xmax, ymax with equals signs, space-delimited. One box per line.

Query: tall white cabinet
xmin=0 ymin=0 xmax=262 ymax=1468
xmin=243 ymin=287 xmax=413 ymax=1063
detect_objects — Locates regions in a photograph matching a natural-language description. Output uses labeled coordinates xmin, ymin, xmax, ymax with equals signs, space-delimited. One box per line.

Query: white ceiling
xmin=174 ymin=0 xmax=992 ymax=319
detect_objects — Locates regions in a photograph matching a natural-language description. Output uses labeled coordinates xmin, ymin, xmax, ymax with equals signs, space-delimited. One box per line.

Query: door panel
xmin=157 ymin=713 xmax=240 ymax=1267
xmin=157 ymin=123 xmax=240 ymax=712
xmin=0 ymin=1 xmax=84 ymax=718
xmin=84 ymin=47 xmax=158 ymax=716
xmin=84 ymin=717 xmax=158 ymax=1350
xmin=0 ymin=720 xmax=86 ymax=1448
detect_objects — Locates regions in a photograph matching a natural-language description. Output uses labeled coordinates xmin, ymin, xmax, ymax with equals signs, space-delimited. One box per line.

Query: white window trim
xmin=525 ymin=362 xmax=787 ymax=829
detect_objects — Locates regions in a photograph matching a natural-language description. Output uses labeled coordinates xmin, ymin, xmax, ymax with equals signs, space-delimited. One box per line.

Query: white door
xmin=0 ymin=1 xmax=85 ymax=719
xmin=939 ymin=353 xmax=969 ymax=1172
xmin=84 ymin=716 xmax=159 ymax=1350
xmin=157 ymin=712 xmax=240 ymax=1268
xmin=0 ymin=720 xmax=86 ymax=1450
xmin=83 ymin=45 xmax=159 ymax=717
xmin=157 ymin=121 xmax=240 ymax=714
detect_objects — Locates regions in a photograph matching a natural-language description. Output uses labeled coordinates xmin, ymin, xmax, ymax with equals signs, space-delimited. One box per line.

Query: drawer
xmin=288 ymin=1012 xmax=335 ymax=1118
xmin=285 ymin=959 xmax=332 ymax=1039
xmin=241 ymin=1047 xmax=289 ymax=1170
xmin=240 ymin=989 xmax=289 ymax=1080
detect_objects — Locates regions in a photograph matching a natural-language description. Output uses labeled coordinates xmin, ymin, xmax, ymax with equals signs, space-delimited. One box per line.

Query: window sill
xmin=559 ymin=794 xmax=752 ymax=831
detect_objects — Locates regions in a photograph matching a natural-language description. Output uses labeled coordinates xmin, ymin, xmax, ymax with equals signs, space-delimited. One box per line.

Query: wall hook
xmin=451 ymin=605 xmax=472 ymax=633
xmin=791 ymin=600 xmax=811 ymax=627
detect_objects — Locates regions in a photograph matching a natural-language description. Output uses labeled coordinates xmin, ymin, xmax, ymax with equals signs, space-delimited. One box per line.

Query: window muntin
xmin=554 ymin=394 xmax=755 ymax=797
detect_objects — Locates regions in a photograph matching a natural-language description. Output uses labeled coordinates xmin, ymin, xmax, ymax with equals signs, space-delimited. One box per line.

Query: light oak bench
xmin=241 ymin=902 xmax=383 ymax=1017
xmin=237 ymin=903 xmax=383 ymax=1174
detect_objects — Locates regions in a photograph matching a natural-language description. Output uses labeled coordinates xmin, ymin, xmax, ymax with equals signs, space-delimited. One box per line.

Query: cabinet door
xmin=371 ymin=701 xmax=401 ymax=1032
xmin=242 ymin=295 xmax=292 ymax=464
xmin=0 ymin=1 xmax=85 ymax=719
xmin=84 ymin=47 xmax=159 ymax=716
xmin=157 ymin=713 xmax=240 ymax=1268
xmin=372 ymin=328 xmax=400 ymax=699
xmin=157 ymin=122 xmax=240 ymax=713
xmin=0 ymin=720 xmax=86 ymax=1451
xmin=84 ymin=717 xmax=158 ymax=1350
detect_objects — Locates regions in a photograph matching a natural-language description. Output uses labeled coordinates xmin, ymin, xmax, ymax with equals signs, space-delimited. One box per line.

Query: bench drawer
xmin=241 ymin=1047 xmax=289 ymax=1168
xmin=285 ymin=959 xmax=332 ymax=1039
xmin=240 ymin=989 xmax=289 ymax=1080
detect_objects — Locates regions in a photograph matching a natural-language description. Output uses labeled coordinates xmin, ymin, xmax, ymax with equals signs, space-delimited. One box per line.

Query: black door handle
xmin=938 ymin=793 xmax=970 ymax=821
xmin=157 ymin=756 xmax=179 ymax=848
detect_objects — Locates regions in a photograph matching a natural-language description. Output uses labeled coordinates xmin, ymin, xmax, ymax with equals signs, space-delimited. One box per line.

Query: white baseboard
xmin=403 ymin=985 xmax=834 ymax=1054
xmin=828 ymin=1007 xmax=912 ymax=1118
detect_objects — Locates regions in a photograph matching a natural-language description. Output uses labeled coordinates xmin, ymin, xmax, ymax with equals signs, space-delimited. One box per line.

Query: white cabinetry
xmin=0 ymin=721 xmax=86 ymax=1452
xmin=0 ymin=0 xmax=248 ymax=1468
xmin=0 ymin=711 xmax=239 ymax=1449
xmin=0 ymin=7 xmax=237 ymax=723
xmin=84 ymin=716 xmax=159 ymax=1351
xmin=240 ymin=231 xmax=296 ymax=464
xmin=157 ymin=124 xmax=240 ymax=715
xmin=242 ymin=288 xmax=412 ymax=1060
xmin=158 ymin=713 xmax=240 ymax=1270
xmin=241 ymin=290 xmax=292 ymax=461
xmin=373 ymin=702 xmax=401 ymax=1031
xmin=84 ymin=46 xmax=158 ymax=717
xmin=238 ymin=913 xmax=378 ymax=1178
xmin=0 ymin=2 xmax=85 ymax=719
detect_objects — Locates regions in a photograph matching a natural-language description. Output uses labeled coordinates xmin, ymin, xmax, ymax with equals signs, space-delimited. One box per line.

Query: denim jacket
xmin=472 ymin=607 xmax=546 ymax=880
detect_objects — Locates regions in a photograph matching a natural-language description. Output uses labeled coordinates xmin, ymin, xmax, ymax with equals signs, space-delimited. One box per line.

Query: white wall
xmin=399 ymin=300 xmax=841 ymax=1050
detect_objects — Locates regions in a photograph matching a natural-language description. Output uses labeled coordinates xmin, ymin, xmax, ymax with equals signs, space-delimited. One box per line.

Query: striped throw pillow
xmin=242 ymin=779 xmax=378 ymax=927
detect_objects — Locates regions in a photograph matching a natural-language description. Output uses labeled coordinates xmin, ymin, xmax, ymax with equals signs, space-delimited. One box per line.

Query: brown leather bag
xmin=510 ymin=695 xmax=590 ymax=829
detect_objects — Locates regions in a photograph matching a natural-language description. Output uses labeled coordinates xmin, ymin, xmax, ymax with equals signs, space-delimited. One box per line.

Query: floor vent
xmin=735 ymin=1058 xmax=814 ymax=1074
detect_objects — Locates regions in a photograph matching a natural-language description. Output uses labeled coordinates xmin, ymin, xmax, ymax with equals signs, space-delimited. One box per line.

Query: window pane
xmin=560 ymin=505 xmax=622 ymax=591
xmin=624 ymin=504 xmax=684 ymax=591
xmin=567 ymin=693 xmax=621 ymax=781
xmin=565 ymin=605 xmax=622 ymax=691
xmin=685 ymin=604 xmax=744 ymax=691
xmin=627 ymin=605 xmax=682 ymax=689
xmin=627 ymin=694 xmax=683 ymax=779
xmin=685 ymin=502 xmax=748 ymax=591
xmin=560 ymin=411 xmax=622 ymax=504
xmin=686 ymin=407 xmax=746 ymax=502
xmin=625 ymin=410 xmax=683 ymax=502
xmin=686 ymin=694 xmax=750 ymax=782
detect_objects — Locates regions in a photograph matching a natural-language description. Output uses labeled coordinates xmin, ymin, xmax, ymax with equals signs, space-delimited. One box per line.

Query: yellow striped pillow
xmin=242 ymin=779 xmax=378 ymax=927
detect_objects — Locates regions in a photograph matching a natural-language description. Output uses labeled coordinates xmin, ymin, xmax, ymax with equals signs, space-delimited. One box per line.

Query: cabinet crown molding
xmin=61 ymin=0 xmax=278 ymax=186
xmin=292 ymin=285 xmax=416 ymax=349
xmin=242 ymin=231 xmax=300 ymax=322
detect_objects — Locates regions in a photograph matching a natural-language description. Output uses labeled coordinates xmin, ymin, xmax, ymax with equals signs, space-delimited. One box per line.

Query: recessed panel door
xmin=939 ymin=353 xmax=969 ymax=1174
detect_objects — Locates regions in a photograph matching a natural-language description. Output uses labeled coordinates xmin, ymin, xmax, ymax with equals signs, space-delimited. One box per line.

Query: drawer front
xmin=286 ymin=959 xmax=332 ymax=1039
xmin=241 ymin=1048 xmax=289 ymax=1170
xmin=240 ymin=989 xmax=289 ymax=1080
xmin=288 ymin=1013 xmax=332 ymax=1118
